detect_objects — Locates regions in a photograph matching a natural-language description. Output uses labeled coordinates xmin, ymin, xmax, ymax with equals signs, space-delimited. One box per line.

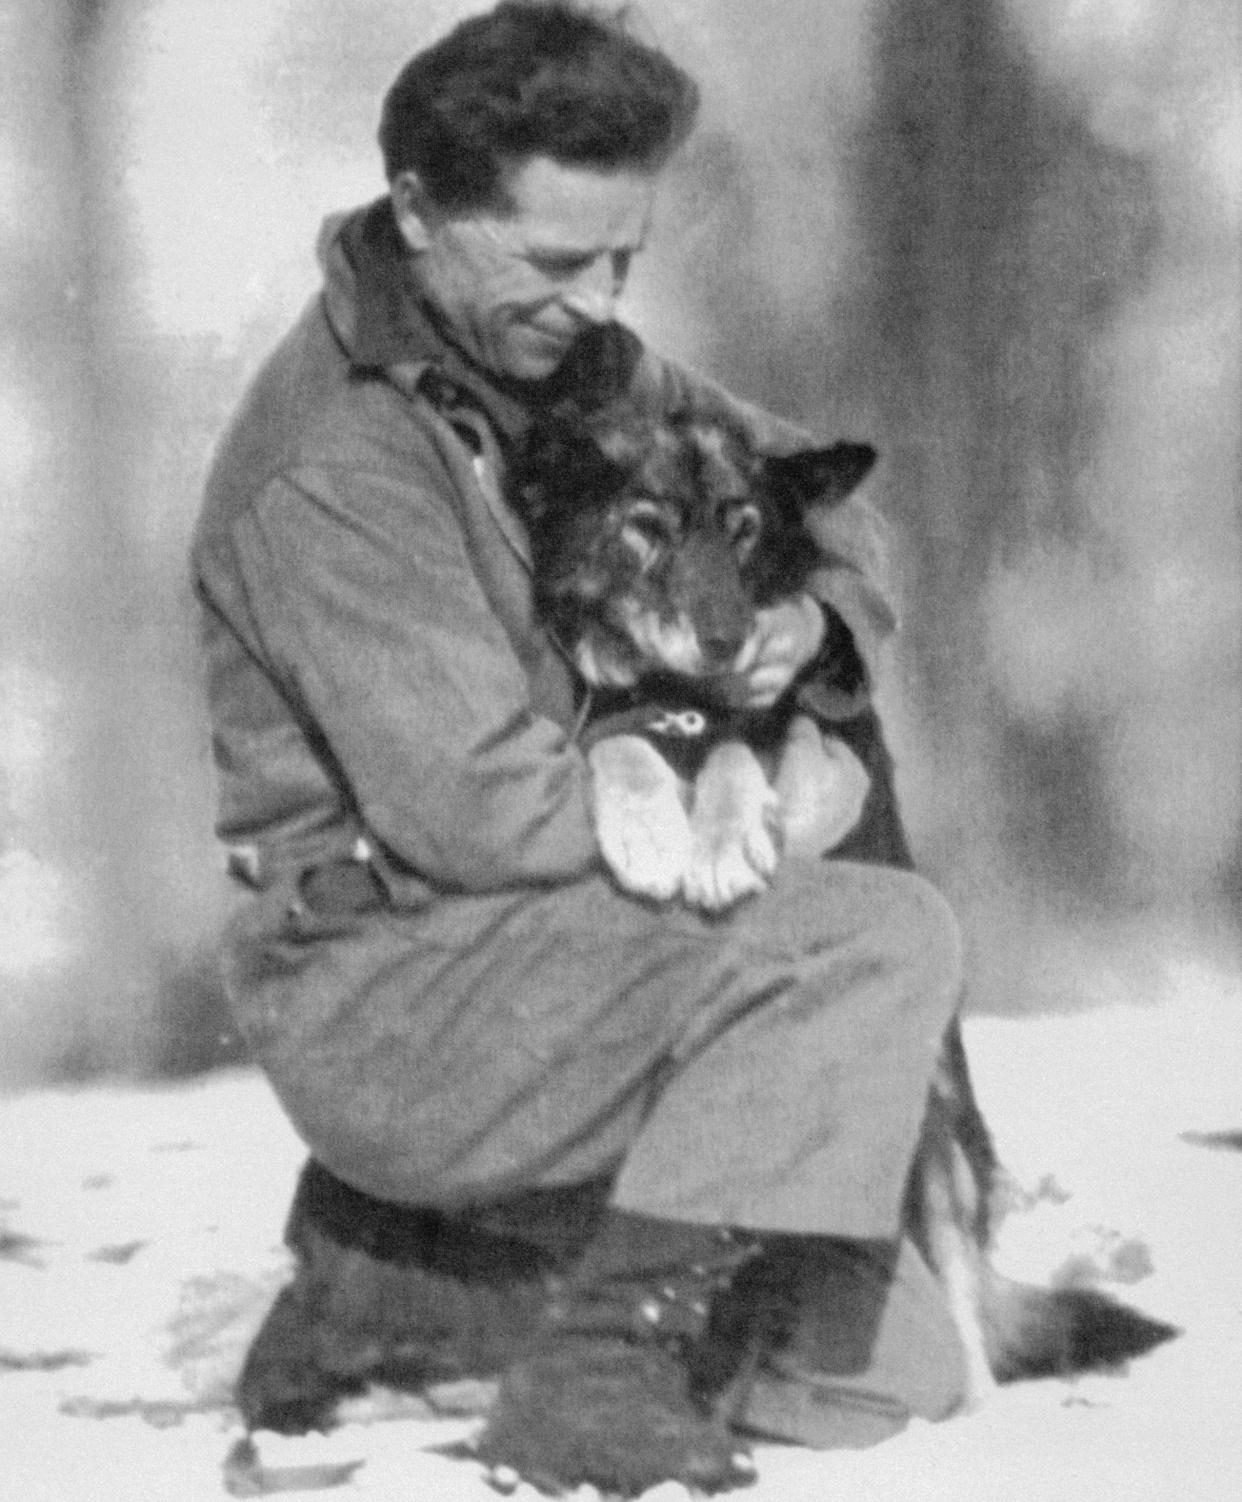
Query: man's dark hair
xmin=378 ymin=1 xmax=700 ymax=210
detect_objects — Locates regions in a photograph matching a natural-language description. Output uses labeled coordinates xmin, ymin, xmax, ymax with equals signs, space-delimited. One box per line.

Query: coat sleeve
xmin=631 ymin=350 xmax=900 ymax=717
xmin=227 ymin=462 xmax=600 ymax=892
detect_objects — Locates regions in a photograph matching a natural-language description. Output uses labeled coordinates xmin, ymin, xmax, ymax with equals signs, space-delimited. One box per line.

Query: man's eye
xmin=529 ymin=253 xmax=595 ymax=277
xmin=526 ymin=249 xmax=637 ymax=285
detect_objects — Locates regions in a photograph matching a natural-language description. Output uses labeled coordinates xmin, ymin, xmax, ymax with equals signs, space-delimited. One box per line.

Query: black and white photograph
xmin=1 ymin=2 xmax=1239 ymax=1498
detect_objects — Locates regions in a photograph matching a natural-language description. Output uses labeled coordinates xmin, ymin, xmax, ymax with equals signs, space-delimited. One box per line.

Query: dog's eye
xmin=727 ymin=504 xmax=762 ymax=557
xmin=619 ymin=501 xmax=673 ymax=568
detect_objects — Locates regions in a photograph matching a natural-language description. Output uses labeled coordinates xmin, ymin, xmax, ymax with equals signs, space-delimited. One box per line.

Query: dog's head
xmin=508 ymin=408 xmax=875 ymax=689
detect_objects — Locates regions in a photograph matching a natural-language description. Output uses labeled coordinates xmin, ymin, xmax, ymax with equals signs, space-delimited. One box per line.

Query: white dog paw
xmin=589 ymin=735 xmax=692 ymax=901
xmin=683 ymin=819 xmax=777 ymax=910
xmin=596 ymin=795 xmax=693 ymax=900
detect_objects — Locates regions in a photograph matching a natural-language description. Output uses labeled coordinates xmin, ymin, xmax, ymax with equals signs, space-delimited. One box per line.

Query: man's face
xmin=394 ymin=156 xmax=659 ymax=381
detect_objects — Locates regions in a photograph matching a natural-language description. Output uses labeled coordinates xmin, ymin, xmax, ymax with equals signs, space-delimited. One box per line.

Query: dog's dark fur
xmin=509 ymin=409 xmax=879 ymax=909
xmin=235 ymin=409 xmax=1177 ymax=1449
xmin=508 ymin=407 xmax=875 ymax=691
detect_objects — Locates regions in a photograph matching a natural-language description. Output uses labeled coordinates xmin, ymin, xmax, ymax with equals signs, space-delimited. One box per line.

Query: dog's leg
xmin=904 ymin=1038 xmax=1002 ymax=1412
xmin=683 ymin=740 xmax=780 ymax=910
xmin=914 ymin=1136 xmax=999 ymax=1410
xmin=587 ymin=733 xmax=692 ymax=901
xmin=905 ymin=1031 xmax=1180 ymax=1408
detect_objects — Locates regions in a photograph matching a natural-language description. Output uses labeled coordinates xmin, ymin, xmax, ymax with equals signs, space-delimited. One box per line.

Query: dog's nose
xmin=699 ymin=629 xmax=746 ymax=670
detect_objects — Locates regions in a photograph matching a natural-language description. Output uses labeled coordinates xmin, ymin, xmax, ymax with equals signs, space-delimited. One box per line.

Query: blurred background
xmin=1 ymin=0 xmax=1238 ymax=1083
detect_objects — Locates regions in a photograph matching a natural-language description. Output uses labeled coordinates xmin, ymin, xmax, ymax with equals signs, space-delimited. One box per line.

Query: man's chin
xmin=503 ymin=331 xmax=575 ymax=382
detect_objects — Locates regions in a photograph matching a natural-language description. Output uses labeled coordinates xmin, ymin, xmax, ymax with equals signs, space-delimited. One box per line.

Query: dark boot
xmin=237 ymin=1159 xmax=610 ymax=1435
xmin=727 ymin=1235 xmax=968 ymax=1449
xmin=477 ymin=1209 xmax=762 ymax=1497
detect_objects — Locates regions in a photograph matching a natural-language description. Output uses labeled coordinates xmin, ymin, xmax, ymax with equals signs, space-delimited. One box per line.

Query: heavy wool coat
xmin=192 ymin=199 xmax=959 ymax=1240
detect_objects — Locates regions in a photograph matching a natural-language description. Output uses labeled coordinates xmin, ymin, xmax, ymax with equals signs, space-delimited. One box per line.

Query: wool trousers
xmin=224 ymin=855 xmax=962 ymax=1243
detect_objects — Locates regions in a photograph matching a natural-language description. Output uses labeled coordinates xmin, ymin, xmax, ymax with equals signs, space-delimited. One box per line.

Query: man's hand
xmin=720 ymin=595 xmax=826 ymax=710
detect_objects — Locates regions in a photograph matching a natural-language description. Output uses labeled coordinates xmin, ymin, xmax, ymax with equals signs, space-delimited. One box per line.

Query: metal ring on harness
xmin=647 ymin=709 xmax=709 ymax=739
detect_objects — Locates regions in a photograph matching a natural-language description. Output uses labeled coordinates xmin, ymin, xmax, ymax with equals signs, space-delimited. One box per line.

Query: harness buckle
xmin=648 ymin=709 xmax=709 ymax=739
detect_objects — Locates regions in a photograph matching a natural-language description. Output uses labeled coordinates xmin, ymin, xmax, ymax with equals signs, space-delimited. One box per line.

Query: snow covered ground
xmin=2 ymin=956 xmax=1239 ymax=1502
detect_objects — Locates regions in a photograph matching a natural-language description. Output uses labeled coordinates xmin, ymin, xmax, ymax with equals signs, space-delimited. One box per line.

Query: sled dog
xmin=508 ymin=406 xmax=877 ymax=910
xmin=508 ymin=401 xmax=1180 ymax=1407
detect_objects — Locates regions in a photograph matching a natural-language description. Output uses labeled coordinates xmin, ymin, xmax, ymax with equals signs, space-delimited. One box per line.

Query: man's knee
xmin=866 ymin=865 xmax=963 ymax=1000
xmin=743 ymin=858 xmax=961 ymax=994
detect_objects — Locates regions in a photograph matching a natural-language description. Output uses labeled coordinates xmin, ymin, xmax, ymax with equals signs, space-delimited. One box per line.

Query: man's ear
xmin=764 ymin=442 xmax=877 ymax=507
xmin=390 ymin=170 xmax=436 ymax=252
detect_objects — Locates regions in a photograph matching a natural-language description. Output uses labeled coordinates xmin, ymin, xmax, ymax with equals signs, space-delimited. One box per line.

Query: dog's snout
xmin=698 ymin=626 xmax=747 ymax=669
xmin=668 ymin=533 xmax=754 ymax=675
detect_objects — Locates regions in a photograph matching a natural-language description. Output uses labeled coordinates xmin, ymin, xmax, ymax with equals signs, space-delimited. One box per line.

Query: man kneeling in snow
xmin=193 ymin=4 xmax=972 ymax=1493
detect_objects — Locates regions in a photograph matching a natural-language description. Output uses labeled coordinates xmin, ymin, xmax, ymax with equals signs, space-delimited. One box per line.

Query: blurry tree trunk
xmin=856 ymin=0 xmax=1162 ymax=950
xmin=1 ymin=0 xmax=227 ymax=1079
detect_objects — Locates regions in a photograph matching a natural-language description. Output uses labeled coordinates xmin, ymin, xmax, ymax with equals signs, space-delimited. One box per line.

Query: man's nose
xmin=561 ymin=256 xmax=619 ymax=325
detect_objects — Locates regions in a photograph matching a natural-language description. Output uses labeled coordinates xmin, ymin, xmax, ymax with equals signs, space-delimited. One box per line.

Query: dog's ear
xmin=543 ymin=324 xmax=644 ymax=410
xmin=510 ymin=416 xmax=627 ymax=522
xmin=763 ymin=442 xmax=877 ymax=507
